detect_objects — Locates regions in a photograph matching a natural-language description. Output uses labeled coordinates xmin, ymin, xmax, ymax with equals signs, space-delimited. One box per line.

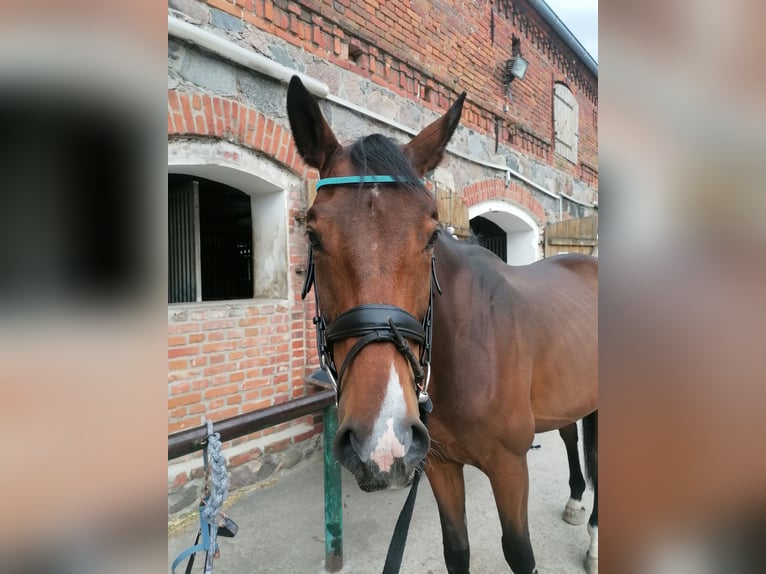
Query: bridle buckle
xmin=319 ymin=352 xmax=338 ymax=398
xmin=417 ymin=362 xmax=431 ymax=404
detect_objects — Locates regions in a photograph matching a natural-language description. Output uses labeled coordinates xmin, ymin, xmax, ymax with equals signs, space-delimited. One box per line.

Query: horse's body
xmin=431 ymin=238 xmax=597 ymax=439
xmin=286 ymin=76 xmax=598 ymax=574
xmin=427 ymin=236 xmax=598 ymax=573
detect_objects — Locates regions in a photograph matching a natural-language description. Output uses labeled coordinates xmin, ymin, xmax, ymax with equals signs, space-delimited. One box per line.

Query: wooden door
xmin=554 ymin=83 xmax=578 ymax=164
xmin=544 ymin=215 xmax=598 ymax=257
xmin=435 ymin=184 xmax=470 ymax=239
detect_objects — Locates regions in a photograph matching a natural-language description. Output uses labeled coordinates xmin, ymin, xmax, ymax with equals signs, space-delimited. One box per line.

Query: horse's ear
xmin=403 ymin=92 xmax=466 ymax=177
xmin=287 ymin=76 xmax=341 ymax=172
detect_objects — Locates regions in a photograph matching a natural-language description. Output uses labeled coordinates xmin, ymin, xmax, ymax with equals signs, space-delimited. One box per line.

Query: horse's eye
xmin=426 ymin=228 xmax=441 ymax=250
xmin=306 ymin=229 xmax=322 ymax=250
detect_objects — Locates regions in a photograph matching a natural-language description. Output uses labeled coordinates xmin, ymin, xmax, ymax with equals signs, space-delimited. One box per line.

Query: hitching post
xmin=323 ymin=404 xmax=343 ymax=572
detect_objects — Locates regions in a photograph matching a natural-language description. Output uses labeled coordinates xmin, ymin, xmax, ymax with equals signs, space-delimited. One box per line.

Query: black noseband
xmin=326 ymin=304 xmax=426 ymax=393
xmin=301 ymin=247 xmax=439 ymax=403
xmin=327 ymin=304 xmax=425 ymax=344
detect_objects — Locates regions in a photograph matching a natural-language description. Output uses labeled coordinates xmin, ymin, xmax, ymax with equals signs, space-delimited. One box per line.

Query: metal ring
xmin=320 ymin=353 xmax=339 ymax=396
xmin=418 ymin=362 xmax=431 ymax=404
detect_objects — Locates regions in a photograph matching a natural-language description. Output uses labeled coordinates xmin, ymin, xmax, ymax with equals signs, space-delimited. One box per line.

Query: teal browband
xmin=315 ymin=175 xmax=423 ymax=191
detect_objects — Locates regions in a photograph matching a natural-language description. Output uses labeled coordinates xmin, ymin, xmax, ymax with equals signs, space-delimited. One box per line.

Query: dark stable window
xmin=470 ymin=216 xmax=507 ymax=263
xmin=168 ymin=175 xmax=253 ymax=303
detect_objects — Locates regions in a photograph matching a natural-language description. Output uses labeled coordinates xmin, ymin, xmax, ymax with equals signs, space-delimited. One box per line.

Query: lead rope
xmin=171 ymin=421 xmax=231 ymax=574
xmin=381 ymin=255 xmax=440 ymax=574
xmin=381 ymin=400 xmax=432 ymax=574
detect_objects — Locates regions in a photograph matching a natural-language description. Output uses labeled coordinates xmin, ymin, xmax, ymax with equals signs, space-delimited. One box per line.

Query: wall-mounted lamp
xmin=503 ymin=56 xmax=529 ymax=83
xmin=503 ymin=35 xmax=528 ymax=84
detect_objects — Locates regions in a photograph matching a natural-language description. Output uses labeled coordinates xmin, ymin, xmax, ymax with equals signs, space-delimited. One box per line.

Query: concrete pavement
xmin=169 ymin=429 xmax=594 ymax=573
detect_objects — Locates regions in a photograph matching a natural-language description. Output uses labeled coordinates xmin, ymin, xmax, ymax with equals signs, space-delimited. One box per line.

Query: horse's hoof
xmin=562 ymin=499 xmax=588 ymax=525
xmin=584 ymin=553 xmax=598 ymax=574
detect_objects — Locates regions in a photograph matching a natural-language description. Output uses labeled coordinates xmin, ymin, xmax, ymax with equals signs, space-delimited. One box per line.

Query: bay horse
xmin=287 ymin=76 xmax=598 ymax=574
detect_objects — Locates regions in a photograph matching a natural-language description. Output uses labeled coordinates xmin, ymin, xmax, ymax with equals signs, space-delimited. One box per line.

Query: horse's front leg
xmin=487 ymin=451 xmax=537 ymax=574
xmin=425 ymin=456 xmax=470 ymax=574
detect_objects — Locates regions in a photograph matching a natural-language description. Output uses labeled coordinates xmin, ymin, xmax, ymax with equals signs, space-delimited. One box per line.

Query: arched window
xmin=168 ymin=141 xmax=292 ymax=304
xmin=168 ymin=175 xmax=254 ymax=303
xmin=553 ymin=83 xmax=578 ymax=164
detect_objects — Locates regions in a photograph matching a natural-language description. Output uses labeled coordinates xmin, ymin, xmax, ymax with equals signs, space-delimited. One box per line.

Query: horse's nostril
xmin=334 ymin=425 xmax=363 ymax=464
xmin=406 ymin=420 xmax=431 ymax=467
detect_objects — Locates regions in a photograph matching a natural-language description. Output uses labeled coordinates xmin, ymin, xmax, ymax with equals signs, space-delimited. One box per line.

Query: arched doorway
xmin=470 ymin=216 xmax=507 ymax=262
xmin=468 ymin=200 xmax=541 ymax=265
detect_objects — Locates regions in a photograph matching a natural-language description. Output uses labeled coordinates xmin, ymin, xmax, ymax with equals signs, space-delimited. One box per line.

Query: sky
xmin=542 ymin=0 xmax=598 ymax=63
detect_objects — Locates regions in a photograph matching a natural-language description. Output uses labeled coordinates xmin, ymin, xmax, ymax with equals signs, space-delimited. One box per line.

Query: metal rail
xmin=168 ymin=389 xmax=336 ymax=459
xmin=168 ymin=388 xmax=342 ymax=571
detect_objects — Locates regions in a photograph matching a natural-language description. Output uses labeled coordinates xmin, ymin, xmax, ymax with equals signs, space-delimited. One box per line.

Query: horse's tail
xmin=582 ymin=410 xmax=598 ymax=486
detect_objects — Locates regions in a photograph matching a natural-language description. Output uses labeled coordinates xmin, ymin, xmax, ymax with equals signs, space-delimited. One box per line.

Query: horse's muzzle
xmin=334 ymin=418 xmax=430 ymax=491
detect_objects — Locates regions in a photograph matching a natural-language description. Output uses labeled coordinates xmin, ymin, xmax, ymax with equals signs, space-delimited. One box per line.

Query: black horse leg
xmin=583 ymin=410 xmax=598 ymax=574
xmin=559 ymin=422 xmax=588 ymax=525
xmin=426 ymin=457 xmax=470 ymax=574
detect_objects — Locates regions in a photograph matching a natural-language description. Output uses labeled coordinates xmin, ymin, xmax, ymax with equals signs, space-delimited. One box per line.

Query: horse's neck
xmin=434 ymin=235 xmax=491 ymax=286
xmin=435 ymin=235 xmax=468 ymax=270
xmin=432 ymin=237 xmax=480 ymax=311
xmin=433 ymin=236 xmax=518 ymax=322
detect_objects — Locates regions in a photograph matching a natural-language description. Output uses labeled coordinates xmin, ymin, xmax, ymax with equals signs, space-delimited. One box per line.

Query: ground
xmin=168 ymin=428 xmax=594 ymax=573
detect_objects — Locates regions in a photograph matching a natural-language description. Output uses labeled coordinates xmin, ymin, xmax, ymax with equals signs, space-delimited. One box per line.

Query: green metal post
xmin=323 ymin=404 xmax=343 ymax=572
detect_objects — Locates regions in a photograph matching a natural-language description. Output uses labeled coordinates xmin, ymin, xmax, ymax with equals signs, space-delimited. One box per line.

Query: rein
xmin=302 ymin=174 xmax=440 ymax=574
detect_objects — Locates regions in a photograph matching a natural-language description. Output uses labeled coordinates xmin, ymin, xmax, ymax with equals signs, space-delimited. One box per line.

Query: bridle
xmin=301 ymin=175 xmax=441 ymax=406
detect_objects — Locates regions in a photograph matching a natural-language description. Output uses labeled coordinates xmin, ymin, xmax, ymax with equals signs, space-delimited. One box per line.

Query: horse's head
xmin=287 ymin=77 xmax=464 ymax=491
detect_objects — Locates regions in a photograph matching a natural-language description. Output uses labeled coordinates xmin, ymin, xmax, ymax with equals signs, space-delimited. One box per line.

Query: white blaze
xmin=369 ymin=363 xmax=407 ymax=473
xmin=371 ymin=419 xmax=405 ymax=473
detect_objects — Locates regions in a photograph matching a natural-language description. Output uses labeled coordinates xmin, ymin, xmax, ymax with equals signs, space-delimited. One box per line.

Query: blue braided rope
xmin=171 ymin=421 xmax=229 ymax=574
xmin=202 ymin=420 xmax=228 ymax=524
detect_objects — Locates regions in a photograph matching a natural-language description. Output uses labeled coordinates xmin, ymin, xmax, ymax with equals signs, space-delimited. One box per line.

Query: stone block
xmin=211 ymin=8 xmax=243 ymax=33
xmin=178 ymin=50 xmax=238 ymax=96
xmin=280 ymin=446 xmax=302 ymax=470
xmin=168 ymin=477 xmax=203 ymax=516
xmin=239 ymin=75 xmax=286 ymax=118
xmin=168 ymin=0 xmax=209 ymax=23
xmin=229 ymin=458 xmax=263 ymax=490
xmin=268 ymin=45 xmax=294 ymax=68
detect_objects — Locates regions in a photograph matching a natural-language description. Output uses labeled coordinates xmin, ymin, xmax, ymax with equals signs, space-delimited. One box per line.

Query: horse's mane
xmin=438 ymin=227 xmax=507 ymax=265
xmin=438 ymin=227 xmax=481 ymax=246
xmin=348 ymin=134 xmax=428 ymax=197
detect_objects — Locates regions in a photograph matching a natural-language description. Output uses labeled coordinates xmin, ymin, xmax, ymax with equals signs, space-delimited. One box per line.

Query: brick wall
xmin=168 ymin=301 xmax=310 ymax=433
xmin=167 ymin=156 xmax=323 ymax=517
xmin=168 ymin=90 xmax=306 ymax=174
xmin=167 ymin=84 xmax=322 ymax=513
xmin=190 ymin=0 xmax=597 ymax=184
xmin=167 ymin=86 xmax=319 ymax=435
xmin=463 ymin=179 xmax=546 ymax=225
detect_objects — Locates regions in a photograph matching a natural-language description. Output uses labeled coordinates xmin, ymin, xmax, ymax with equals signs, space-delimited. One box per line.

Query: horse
xmin=463 ymin=233 xmax=591 ymax=530
xmin=286 ymin=76 xmax=598 ymax=574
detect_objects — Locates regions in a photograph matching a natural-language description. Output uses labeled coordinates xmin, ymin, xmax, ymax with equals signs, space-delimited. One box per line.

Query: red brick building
xmin=167 ymin=0 xmax=597 ymax=516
